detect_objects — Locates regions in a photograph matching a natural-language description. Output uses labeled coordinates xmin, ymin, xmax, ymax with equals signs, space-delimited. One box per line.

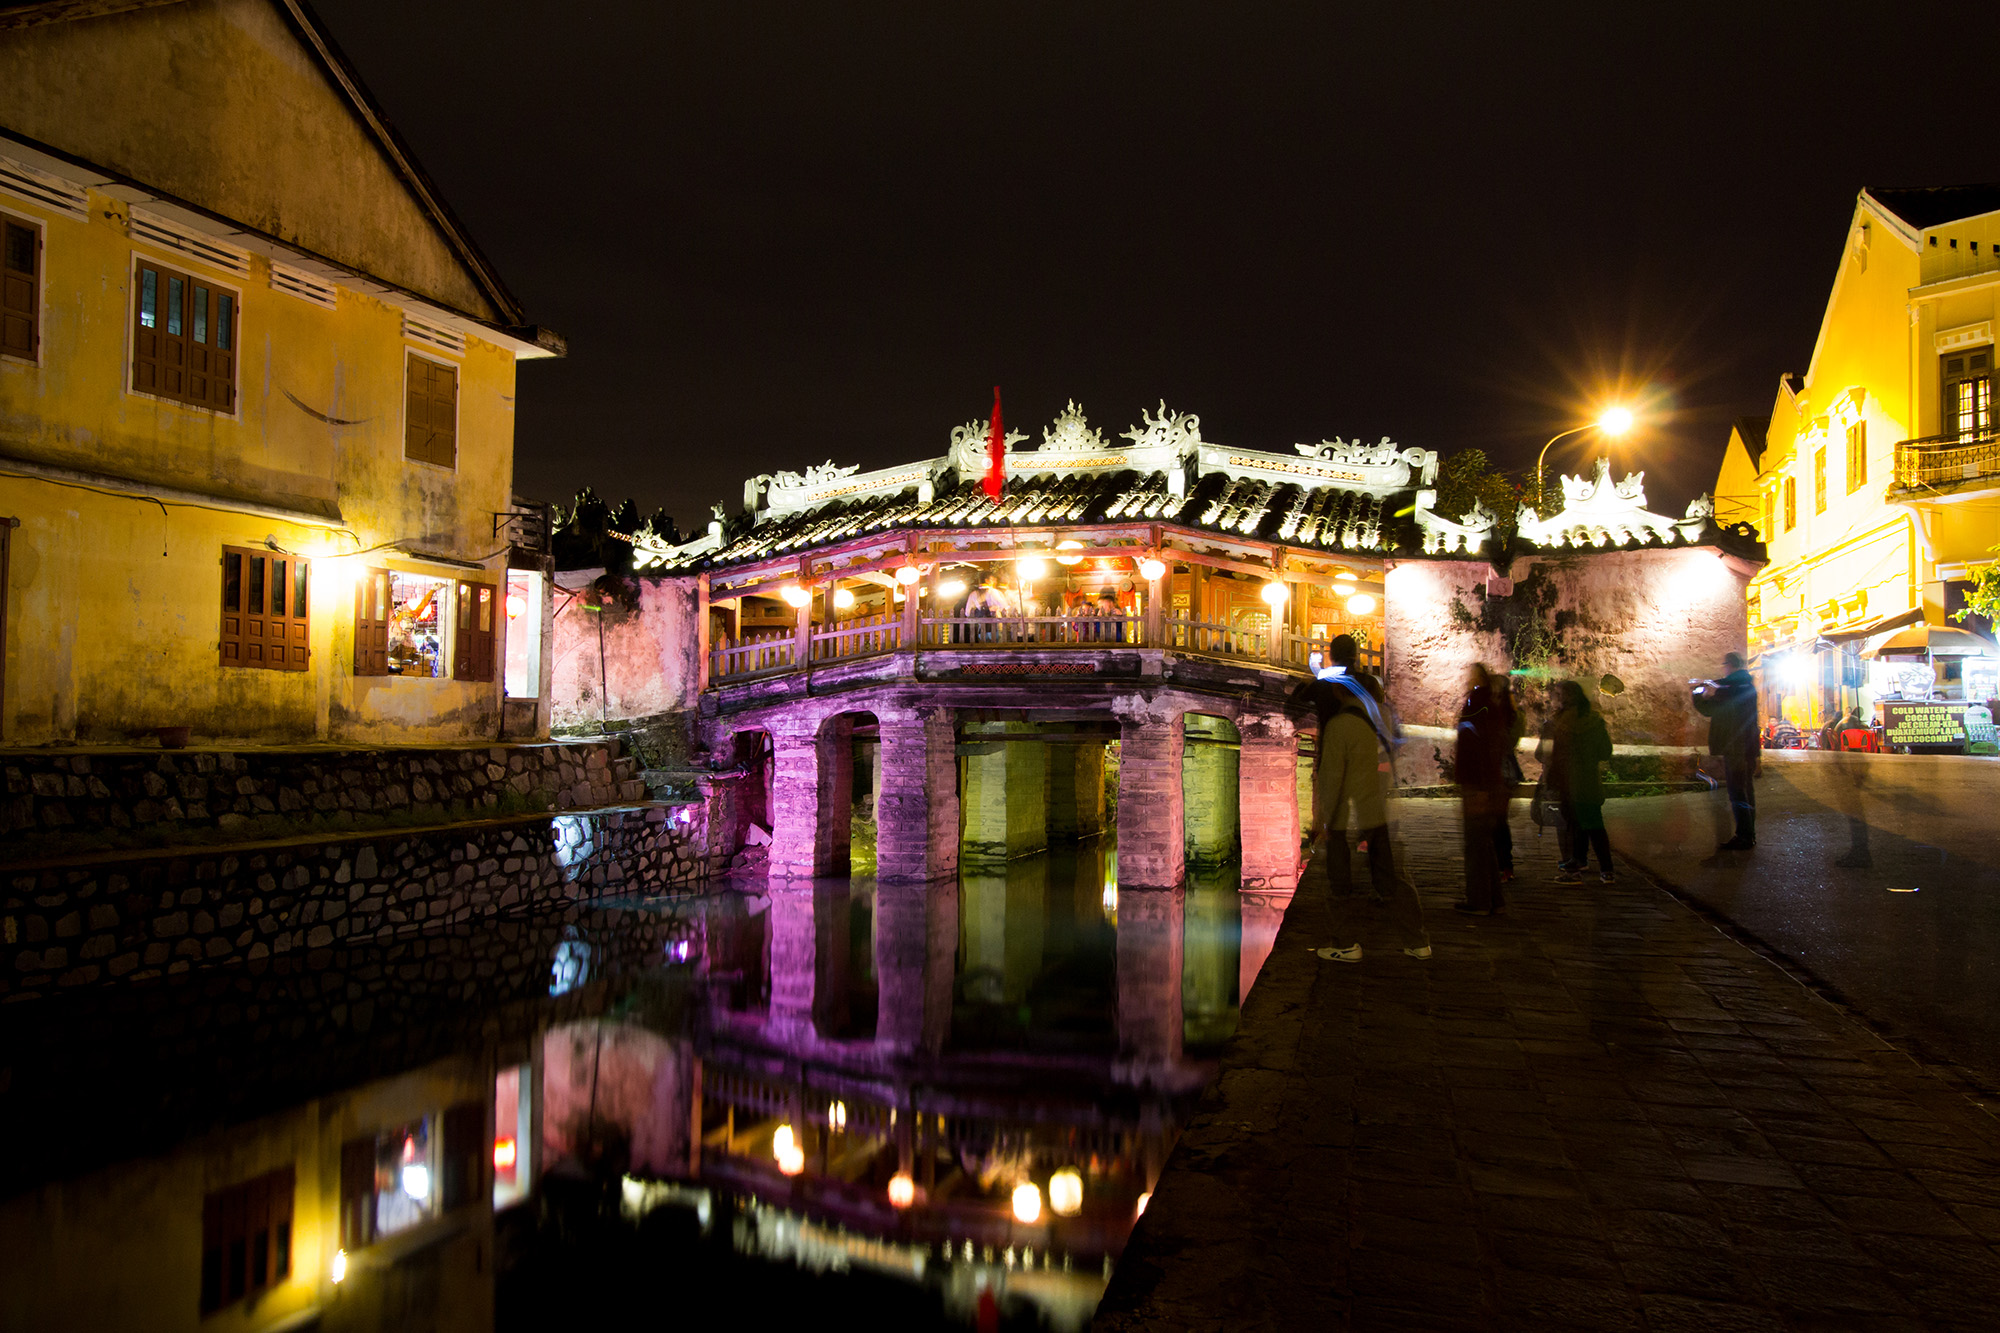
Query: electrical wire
xmin=0 ymin=463 xmax=360 ymax=557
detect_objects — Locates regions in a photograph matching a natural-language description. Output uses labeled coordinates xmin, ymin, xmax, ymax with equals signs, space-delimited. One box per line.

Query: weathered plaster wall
xmin=1385 ymin=547 xmax=1752 ymax=749
xmin=550 ymin=573 xmax=701 ymax=733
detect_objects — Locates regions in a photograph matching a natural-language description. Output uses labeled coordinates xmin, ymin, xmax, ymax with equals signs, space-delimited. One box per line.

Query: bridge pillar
xmin=767 ymin=726 xmax=844 ymax=879
xmin=767 ymin=880 xmax=849 ymax=1042
xmin=1047 ymin=740 xmax=1106 ymax=841
xmin=960 ymin=725 xmax=1047 ymax=864
xmin=874 ymin=879 xmax=958 ymax=1054
xmin=875 ymin=709 xmax=959 ymax=882
xmin=1116 ymin=710 xmax=1185 ymax=888
xmin=1239 ymin=714 xmax=1301 ymax=889
xmin=1182 ymin=716 xmax=1241 ymax=867
xmin=1115 ymin=884 xmax=1184 ymax=1079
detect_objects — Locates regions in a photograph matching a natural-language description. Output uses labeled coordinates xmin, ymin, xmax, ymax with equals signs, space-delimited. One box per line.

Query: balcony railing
xmin=709 ymin=612 xmax=1385 ymax=684
xmin=1894 ymin=430 xmax=2000 ymax=490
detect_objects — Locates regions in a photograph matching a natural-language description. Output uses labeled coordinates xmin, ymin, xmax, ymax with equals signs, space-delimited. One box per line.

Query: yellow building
xmin=1715 ymin=184 xmax=2000 ymax=737
xmin=0 ymin=0 xmax=562 ymax=746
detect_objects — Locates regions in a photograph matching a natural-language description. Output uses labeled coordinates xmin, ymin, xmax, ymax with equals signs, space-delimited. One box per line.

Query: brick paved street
xmin=1097 ymin=799 xmax=2000 ymax=1332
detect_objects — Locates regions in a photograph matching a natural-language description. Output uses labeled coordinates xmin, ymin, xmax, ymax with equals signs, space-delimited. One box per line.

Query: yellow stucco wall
xmin=0 ymin=2 xmax=539 ymax=744
xmin=0 ymin=0 xmax=502 ymax=321
xmin=0 ymin=1058 xmax=493 ymax=1333
xmin=1725 ymin=193 xmax=2000 ymax=729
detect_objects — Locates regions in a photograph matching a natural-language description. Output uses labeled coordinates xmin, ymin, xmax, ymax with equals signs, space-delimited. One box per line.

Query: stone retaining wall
xmin=1 ymin=803 xmax=723 ymax=1001
xmin=2 ymin=741 xmax=649 ymax=862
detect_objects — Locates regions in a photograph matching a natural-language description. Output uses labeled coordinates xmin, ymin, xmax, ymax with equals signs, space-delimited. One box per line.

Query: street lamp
xmin=1535 ymin=407 xmax=1636 ymax=509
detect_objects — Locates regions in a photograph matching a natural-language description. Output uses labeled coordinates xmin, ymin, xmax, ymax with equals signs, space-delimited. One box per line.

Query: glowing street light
xmin=780 ymin=584 xmax=812 ymax=609
xmin=1536 ymin=406 xmax=1639 ymax=505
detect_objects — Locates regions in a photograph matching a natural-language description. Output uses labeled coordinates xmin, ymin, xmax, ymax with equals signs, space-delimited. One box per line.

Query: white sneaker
xmin=1403 ymin=944 xmax=1433 ymax=959
xmin=1316 ymin=944 xmax=1363 ymax=963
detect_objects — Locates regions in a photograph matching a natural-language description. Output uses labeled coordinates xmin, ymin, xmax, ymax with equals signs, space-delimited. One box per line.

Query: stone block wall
xmin=1 ymin=804 xmax=716 ymax=1001
xmin=2 ymin=741 xmax=648 ymax=861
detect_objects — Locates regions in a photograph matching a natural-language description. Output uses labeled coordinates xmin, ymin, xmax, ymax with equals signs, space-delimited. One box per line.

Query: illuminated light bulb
xmin=506 ymin=594 xmax=525 ymax=620
xmin=829 ymin=1100 xmax=847 ymax=1129
xmin=1048 ymin=1169 xmax=1083 ymax=1217
xmin=493 ymin=1137 xmax=518 ymax=1171
xmin=773 ymin=1124 xmax=796 ymax=1158
xmin=401 ymin=1163 xmax=430 ymax=1200
xmin=1333 ymin=581 xmax=1357 ymax=597
xmin=1260 ymin=581 xmax=1289 ymax=606
xmin=1345 ymin=593 xmax=1376 ymax=616
xmin=888 ymin=1173 xmax=916 ymax=1209
xmin=939 ymin=579 xmax=967 ymax=599
xmin=896 ymin=564 xmax=923 ymax=586
xmin=1136 ymin=1192 xmax=1151 ymax=1218
xmin=1012 ymin=1182 xmax=1043 ymax=1225
xmin=330 ymin=1249 xmax=348 ymax=1284
xmin=1598 ymin=406 xmax=1635 ymax=436
xmin=1054 ymin=539 xmax=1086 ymax=567
xmin=1018 ymin=555 xmax=1048 ymax=580
xmin=1138 ymin=557 xmax=1167 ymax=582
xmin=832 ymin=588 xmax=856 ymax=610
xmin=781 ymin=584 xmax=812 ymax=609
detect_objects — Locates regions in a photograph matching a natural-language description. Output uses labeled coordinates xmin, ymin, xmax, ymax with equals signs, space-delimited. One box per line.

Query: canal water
xmin=0 ymin=829 xmax=1290 ymax=1331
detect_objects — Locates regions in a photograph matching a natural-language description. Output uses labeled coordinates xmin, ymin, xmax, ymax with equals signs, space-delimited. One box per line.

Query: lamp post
xmin=1535 ymin=407 xmax=1635 ymax=510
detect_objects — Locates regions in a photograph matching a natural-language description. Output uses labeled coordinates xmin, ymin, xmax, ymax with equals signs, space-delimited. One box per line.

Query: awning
xmin=1862 ymin=622 xmax=1998 ymax=659
xmin=1820 ymin=607 xmax=1923 ymax=644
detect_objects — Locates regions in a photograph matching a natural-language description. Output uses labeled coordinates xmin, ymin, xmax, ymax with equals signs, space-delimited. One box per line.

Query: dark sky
xmin=316 ymin=0 xmax=1996 ymax=533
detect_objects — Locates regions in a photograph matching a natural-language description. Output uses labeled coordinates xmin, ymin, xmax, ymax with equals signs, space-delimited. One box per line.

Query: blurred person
xmin=1491 ymin=673 xmax=1526 ymax=881
xmin=1454 ymin=664 xmax=1514 ymax=915
xmin=1307 ymin=659 xmax=1430 ymax=962
xmin=1540 ymin=680 xmax=1615 ymax=883
xmin=1693 ymin=651 xmax=1760 ymax=849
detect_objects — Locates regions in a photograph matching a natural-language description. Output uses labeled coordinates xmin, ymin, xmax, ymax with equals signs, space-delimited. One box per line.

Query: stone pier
xmin=873 ymin=880 xmax=958 ymax=1054
xmin=959 ymin=722 xmax=1048 ymax=864
xmin=874 ymin=709 xmax=959 ymax=883
xmin=766 ymin=880 xmax=849 ymax=1041
xmin=1182 ymin=715 xmax=1241 ymax=867
xmin=1238 ymin=713 xmax=1302 ymax=889
xmin=1046 ymin=739 xmax=1107 ymax=841
xmin=1116 ymin=710 xmax=1185 ymax=889
xmin=1115 ymin=884 xmax=1184 ymax=1079
xmin=766 ymin=727 xmax=839 ymax=879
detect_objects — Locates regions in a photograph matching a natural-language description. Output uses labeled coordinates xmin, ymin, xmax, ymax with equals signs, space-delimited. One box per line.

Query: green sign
xmin=1880 ymin=701 xmax=1970 ymax=749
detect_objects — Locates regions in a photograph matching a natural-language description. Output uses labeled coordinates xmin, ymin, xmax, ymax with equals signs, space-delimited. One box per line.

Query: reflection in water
xmin=0 ymin=826 xmax=1288 ymax=1331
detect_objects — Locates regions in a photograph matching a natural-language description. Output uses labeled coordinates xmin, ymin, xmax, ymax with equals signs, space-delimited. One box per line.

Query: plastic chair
xmin=1838 ymin=728 xmax=1876 ymax=753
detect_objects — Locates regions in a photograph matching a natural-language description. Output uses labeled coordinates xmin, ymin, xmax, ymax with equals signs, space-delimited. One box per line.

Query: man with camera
xmin=1692 ymin=652 xmax=1760 ymax=850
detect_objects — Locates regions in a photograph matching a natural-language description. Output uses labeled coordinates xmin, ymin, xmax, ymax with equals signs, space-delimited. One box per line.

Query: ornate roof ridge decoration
xmin=1414 ymin=490 xmax=1497 ymax=555
xmin=1516 ymin=456 xmax=1704 ymax=550
xmin=1039 ymin=400 xmax=1108 ymax=453
xmin=1201 ymin=432 xmax=1433 ymax=497
xmin=1120 ymin=401 xmax=1204 ymax=453
xmin=948 ymin=417 xmax=1030 ymax=478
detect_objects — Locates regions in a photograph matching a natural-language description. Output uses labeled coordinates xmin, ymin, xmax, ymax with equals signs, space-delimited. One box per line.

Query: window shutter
xmin=339 ymin=1138 xmax=376 ymax=1250
xmin=441 ymin=1101 xmax=486 ymax=1210
xmin=281 ymin=558 xmax=310 ymax=670
xmin=452 ymin=581 xmax=496 ymax=682
xmin=453 ymin=581 xmax=473 ymax=679
xmin=133 ymin=261 xmax=164 ymax=396
xmin=405 ymin=355 xmax=432 ymax=462
xmin=354 ymin=567 xmax=390 ymax=675
xmin=219 ymin=549 xmax=245 ymax=666
xmin=1 ymin=220 xmax=35 ymax=360
xmin=133 ymin=259 xmax=235 ymax=410
xmin=220 ymin=546 xmax=308 ymax=671
xmin=406 ymin=355 xmax=459 ymax=467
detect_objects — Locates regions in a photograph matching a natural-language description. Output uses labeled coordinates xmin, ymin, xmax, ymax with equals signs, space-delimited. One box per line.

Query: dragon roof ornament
xmin=1039 ymin=400 xmax=1108 ymax=453
xmin=1120 ymin=401 xmax=1204 ymax=453
xmin=1516 ymin=457 xmax=1694 ymax=550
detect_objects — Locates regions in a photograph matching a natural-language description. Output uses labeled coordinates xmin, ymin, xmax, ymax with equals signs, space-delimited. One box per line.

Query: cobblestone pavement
xmin=1097 ymin=799 xmax=2000 ymax=1332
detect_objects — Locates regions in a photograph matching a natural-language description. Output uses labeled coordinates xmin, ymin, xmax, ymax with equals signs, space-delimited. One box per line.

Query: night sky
xmin=316 ymin=1 xmax=1996 ymax=533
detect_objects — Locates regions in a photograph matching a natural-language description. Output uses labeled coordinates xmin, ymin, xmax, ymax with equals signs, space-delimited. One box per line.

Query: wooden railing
xmin=917 ymin=614 xmax=1138 ymax=647
xmin=809 ymin=614 xmax=902 ymax=663
xmin=711 ymin=630 xmax=795 ymax=680
xmin=1164 ymin=616 xmax=1266 ymax=659
xmin=1894 ymin=430 xmax=2000 ymax=490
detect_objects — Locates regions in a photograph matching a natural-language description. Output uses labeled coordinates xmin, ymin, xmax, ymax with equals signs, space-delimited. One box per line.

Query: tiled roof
xmin=653 ymin=468 xmax=1411 ymax=572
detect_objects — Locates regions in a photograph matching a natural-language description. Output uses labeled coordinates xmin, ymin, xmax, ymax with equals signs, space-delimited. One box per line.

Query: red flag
xmin=983 ymin=385 xmax=1005 ymax=501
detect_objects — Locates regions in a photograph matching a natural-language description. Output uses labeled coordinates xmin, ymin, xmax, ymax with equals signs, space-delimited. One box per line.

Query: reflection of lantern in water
xmin=773 ymin=1123 xmax=805 ymax=1175
xmin=1048 ymin=1169 xmax=1083 ymax=1217
xmin=888 ymin=1173 xmax=916 ymax=1209
xmin=1012 ymin=1181 xmax=1042 ymax=1224
xmin=1136 ymin=1191 xmax=1151 ymax=1217
xmin=493 ymin=1138 xmax=518 ymax=1171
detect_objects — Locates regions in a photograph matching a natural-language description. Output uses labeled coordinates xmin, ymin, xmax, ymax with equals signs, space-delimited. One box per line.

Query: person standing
xmin=1694 ymin=651 xmax=1760 ymax=849
xmin=1454 ymin=664 xmax=1514 ymax=915
xmin=1307 ymin=665 xmax=1431 ymax=962
xmin=1540 ymin=680 xmax=1615 ymax=884
xmin=1491 ymin=673 xmax=1525 ymax=882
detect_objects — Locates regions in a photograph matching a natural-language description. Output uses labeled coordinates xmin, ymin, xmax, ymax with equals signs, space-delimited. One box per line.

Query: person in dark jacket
xmin=1539 ymin=680 xmax=1615 ymax=883
xmin=1454 ymin=664 xmax=1514 ymax=914
xmin=1491 ymin=673 xmax=1525 ymax=881
xmin=1693 ymin=651 xmax=1760 ymax=849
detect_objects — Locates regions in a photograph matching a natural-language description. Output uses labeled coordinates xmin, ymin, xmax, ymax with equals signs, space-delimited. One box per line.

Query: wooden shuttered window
xmin=441 ymin=1100 xmax=487 ymax=1211
xmin=133 ymin=258 xmax=235 ymax=411
xmin=200 ymin=1165 xmax=294 ymax=1315
xmin=338 ymin=1137 xmax=377 ymax=1251
xmin=405 ymin=354 xmax=459 ymax=467
xmin=453 ymin=580 xmax=496 ymax=682
xmin=354 ymin=566 xmax=391 ymax=676
xmin=1 ymin=218 xmax=37 ymax=361
xmin=220 ymin=545 xmax=309 ymax=671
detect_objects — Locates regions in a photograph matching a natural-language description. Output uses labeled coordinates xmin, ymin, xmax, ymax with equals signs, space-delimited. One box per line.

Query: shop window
xmin=1814 ymin=447 xmax=1827 ymax=514
xmin=1846 ymin=420 xmax=1867 ymax=493
xmin=200 ymin=1165 xmax=293 ymax=1315
xmin=405 ymin=353 xmax=458 ymax=468
xmin=1782 ymin=476 xmax=1796 ymax=531
xmin=493 ymin=1064 xmax=534 ymax=1209
xmin=385 ymin=570 xmax=451 ymax=677
xmin=134 ymin=257 xmax=235 ymax=411
xmin=220 ymin=546 xmax=308 ymax=671
xmin=340 ymin=1118 xmax=437 ymax=1250
xmin=1 ymin=217 xmax=37 ymax=362
xmin=504 ymin=571 xmax=543 ymax=698
xmin=353 ymin=566 xmax=390 ymax=676
xmin=453 ymin=580 xmax=496 ymax=682
xmin=1943 ymin=347 xmax=1993 ymax=440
